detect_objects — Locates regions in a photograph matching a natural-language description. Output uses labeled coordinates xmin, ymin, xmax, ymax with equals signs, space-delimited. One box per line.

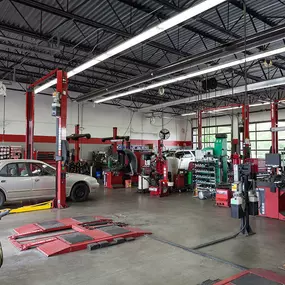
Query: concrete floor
xmin=0 ymin=187 xmax=285 ymax=285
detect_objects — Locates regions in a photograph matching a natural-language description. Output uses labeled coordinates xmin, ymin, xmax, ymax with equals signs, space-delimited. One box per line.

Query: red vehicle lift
xmin=9 ymin=215 xmax=151 ymax=257
xmin=25 ymin=69 xmax=68 ymax=209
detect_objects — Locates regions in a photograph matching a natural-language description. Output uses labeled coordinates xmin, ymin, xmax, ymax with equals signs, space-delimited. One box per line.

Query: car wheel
xmin=70 ymin=182 xmax=89 ymax=202
xmin=0 ymin=192 xmax=5 ymax=207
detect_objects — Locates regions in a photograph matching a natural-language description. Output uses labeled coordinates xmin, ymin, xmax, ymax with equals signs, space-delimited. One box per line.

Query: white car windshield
xmin=42 ymin=164 xmax=56 ymax=175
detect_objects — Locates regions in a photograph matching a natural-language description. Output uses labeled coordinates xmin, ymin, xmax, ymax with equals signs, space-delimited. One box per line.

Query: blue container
xmin=96 ymin=171 xmax=102 ymax=179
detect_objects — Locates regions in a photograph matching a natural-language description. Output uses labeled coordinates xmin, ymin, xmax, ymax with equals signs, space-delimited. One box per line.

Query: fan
xmin=159 ymin=129 xmax=170 ymax=140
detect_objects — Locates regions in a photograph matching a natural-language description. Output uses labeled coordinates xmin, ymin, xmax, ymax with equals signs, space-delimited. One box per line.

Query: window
xmin=41 ymin=164 xmax=56 ymax=176
xmin=256 ymin=131 xmax=271 ymax=140
xmin=249 ymin=120 xmax=285 ymax=158
xmin=0 ymin=163 xmax=18 ymax=177
xmin=256 ymin=122 xmax=271 ymax=131
xmin=18 ymin=163 xmax=29 ymax=177
xmin=175 ymin=151 xmax=190 ymax=159
xmin=28 ymin=163 xmax=55 ymax=176
xmin=0 ymin=165 xmax=8 ymax=177
xmin=28 ymin=163 xmax=44 ymax=176
xmin=192 ymin=124 xmax=232 ymax=155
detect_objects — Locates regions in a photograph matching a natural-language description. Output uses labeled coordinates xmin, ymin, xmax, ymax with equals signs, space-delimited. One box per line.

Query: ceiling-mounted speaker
xmin=202 ymin=77 xmax=217 ymax=91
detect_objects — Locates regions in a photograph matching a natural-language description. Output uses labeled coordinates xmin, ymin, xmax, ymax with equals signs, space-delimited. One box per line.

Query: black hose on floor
xmin=191 ymin=223 xmax=247 ymax=250
xmin=146 ymin=234 xmax=248 ymax=271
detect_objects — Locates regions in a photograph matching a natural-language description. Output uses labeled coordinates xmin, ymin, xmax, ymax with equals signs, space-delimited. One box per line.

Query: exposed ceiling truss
xmin=0 ymin=0 xmax=285 ymax=113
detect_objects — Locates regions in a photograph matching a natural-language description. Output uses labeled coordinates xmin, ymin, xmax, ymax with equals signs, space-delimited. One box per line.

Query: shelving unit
xmin=194 ymin=158 xmax=217 ymax=198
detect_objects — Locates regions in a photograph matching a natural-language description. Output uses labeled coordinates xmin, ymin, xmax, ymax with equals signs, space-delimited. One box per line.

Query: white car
xmin=166 ymin=150 xmax=196 ymax=170
xmin=0 ymin=159 xmax=99 ymax=206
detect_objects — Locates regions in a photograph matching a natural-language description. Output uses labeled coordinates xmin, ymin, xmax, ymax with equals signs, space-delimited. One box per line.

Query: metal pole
xmin=271 ymin=100 xmax=278 ymax=153
xmin=112 ymin=127 xmax=117 ymax=153
xmin=74 ymin=124 xmax=80 ymax=162
xmin=242 ymin=104 xmax=250 ymax=159
xmin=197 ymin=110 xmax=202 ymax=149
xmin=25 ymin=88 xmax=34 ymax=159
xmin=55 ymin=70 xmax=68 ymax=209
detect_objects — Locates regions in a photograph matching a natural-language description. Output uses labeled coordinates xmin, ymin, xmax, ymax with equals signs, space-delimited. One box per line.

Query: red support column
xmin=74 ymin=124 xmax=80 ymax=162
xmin=112 ymin=127 xmax=117 ymax=153
xmin=271 ymin=100 xmax=278 ymax=153
xmin=55 ymin=70 xmax=68 ymax=209
xmin=242 ymin=104 xmax=250 ymax=159
xmin=25 ymin=88 xmax=34 ymax=159
xmin=197 ymin=110 xmax=202 ymax=149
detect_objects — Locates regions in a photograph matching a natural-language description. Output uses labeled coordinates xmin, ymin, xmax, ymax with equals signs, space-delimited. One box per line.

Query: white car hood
xmin=67 ymin=173 xmax=92 ymax=180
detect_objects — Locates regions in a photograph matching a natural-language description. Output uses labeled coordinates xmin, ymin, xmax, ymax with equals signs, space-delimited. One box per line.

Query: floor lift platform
xmin=9 ymin=215 xmax=151 ymax=257
xmin=202 ymin=268 xmax=285 ymax=285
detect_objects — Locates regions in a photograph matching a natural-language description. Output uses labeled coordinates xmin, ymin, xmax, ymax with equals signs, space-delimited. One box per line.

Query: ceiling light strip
xmin=34 ymin=0 xmax=226 ymax=94
xmin=96 ymin=46 xmax=285 ymax=103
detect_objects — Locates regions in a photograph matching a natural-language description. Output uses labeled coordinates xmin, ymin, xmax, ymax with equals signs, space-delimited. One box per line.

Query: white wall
xmin=0 ymin=83 xmax=191 ymax=158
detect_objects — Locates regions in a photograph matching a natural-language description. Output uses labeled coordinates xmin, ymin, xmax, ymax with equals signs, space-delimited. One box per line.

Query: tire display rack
xmin=0 ymin=145 xmax=22 ymax=160
xmin=194 ymin=159 xmax=217 ymax=199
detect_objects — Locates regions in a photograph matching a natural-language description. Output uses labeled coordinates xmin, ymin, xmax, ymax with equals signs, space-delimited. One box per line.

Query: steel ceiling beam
xmin=152 ymin=0 xmax=239 ymax=39
xmin=140 ymin=77 xmax=285 ymax=111
xmin=77 ymin=22 xmax=285 ymax=102
xmin=0 ymin=22 xmax=159 ymax=71
xmin=11 ymin=0 xmax=190 ymax=57
xmin=228 ymin=0 xmax=276 ymax=27
xmin=117 ymin=0 xmax=226 ymax=44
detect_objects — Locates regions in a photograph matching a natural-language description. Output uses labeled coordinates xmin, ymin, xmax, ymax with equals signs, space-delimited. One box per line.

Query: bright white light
xmin=249 ymin=102 xmax=271 ymax=107
xmin=33 ymin=0 xmax=226 ymax=94
xmin=205 ymin=106 xmax=241 ymax=113
xmin=181 ymin=103 xmax=272 ymax=117
xmin=141 ymin=77 xmax=285 ymax=112
xmin=181 ymin=112 xmax=196 ymax=116
xmin=96 ymin=46 xmax=285 ymax=103
xmin=34 ymin=78 xmax=57 ymax=94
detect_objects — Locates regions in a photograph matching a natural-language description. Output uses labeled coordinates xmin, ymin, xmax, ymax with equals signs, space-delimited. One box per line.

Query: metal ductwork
xmin=139 ymin=77 xmax=285 ymax=112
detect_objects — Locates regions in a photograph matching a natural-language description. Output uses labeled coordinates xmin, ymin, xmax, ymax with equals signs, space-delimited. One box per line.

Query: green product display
xmin=201 ymin=134 xmax=228 ymax=184
xmin=214 ymin=134 xmax=228 ymax=183
xmin=187 ymin=171 xmax=192 ymax=185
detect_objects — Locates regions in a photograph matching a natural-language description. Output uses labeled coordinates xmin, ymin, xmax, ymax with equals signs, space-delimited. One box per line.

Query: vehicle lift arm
xmin=66 ymin=126 xmax=91 ymax=163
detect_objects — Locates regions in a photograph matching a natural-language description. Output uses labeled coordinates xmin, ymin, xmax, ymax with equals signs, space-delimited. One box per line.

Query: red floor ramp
xmin=209 ymin=269 xmax=285 ymax=285
xmin=12 ymin=215 xmax=112 ymax=237
xmin=9 ymin=216 xmax=151 ymax=257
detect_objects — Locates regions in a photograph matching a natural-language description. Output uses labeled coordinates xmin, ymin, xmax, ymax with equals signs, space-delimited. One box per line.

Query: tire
xmin=0 ymin=191 xmax=5 ymax=207
xmin=70 ymin=182 xmax=89 ymax=202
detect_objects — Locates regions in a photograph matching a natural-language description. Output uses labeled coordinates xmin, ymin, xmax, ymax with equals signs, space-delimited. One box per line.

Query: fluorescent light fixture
xmin=181 ymin=104 xmax=270 ymax=116
xmin=249 ymin=102 xmax=270 ymax=107
xmin=96 ymin=46 xmax=285 ymax=103
xmin=34 ymin=78 xmax=57 ymax=94
xmin=141 ymin=77 xmax=285 ymax=111
xmin=181 ymin=112 xmax=196 ymax=116
xmin=34 ymin=0 xmax=226 ymax=94
xmin=271 ymin=126 xmax=285 ymax=132
xmin=205 ymin=106 xmax=241 ymax=113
